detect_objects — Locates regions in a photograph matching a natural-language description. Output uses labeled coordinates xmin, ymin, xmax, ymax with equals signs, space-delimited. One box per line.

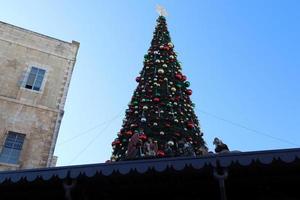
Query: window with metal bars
xmin=0 ymin=132 xmax=25 ymax=164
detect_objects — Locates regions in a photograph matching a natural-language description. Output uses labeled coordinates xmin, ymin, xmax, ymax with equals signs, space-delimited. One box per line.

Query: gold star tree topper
xmin=156 ymin=5 xmax=168 ymax=16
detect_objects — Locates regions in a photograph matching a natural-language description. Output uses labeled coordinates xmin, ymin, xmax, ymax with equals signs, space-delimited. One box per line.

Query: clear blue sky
xmin=1 ymin=0 xmax=299 ymax=166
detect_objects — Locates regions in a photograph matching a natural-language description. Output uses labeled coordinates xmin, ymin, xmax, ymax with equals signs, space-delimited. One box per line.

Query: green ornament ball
xmin=176 ymin=83 xmax=182 ymax=88
xmin=185 ymin=81 xmax=190 ymax=87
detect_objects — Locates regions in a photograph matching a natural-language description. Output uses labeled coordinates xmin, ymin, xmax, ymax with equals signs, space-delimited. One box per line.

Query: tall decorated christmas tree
xmin=111 ymin=8 xmax=207 ymax=162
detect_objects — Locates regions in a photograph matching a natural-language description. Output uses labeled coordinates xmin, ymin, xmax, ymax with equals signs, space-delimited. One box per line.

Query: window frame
xmin=0 ymin=131 xmax=26 ymax=165
xmin=21 ymin=65 xmax=48 ymax=93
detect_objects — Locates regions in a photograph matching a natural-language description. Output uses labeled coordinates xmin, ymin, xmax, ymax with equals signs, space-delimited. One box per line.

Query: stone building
xmin=0 ymin=21 xmax=79 ymax=170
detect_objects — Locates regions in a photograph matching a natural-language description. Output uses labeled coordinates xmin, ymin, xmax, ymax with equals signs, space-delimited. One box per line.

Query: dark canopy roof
xmin=0 ymin=148 xmax=299 ymax=200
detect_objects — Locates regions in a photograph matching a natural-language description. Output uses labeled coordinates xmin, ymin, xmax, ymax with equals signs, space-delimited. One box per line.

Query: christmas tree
xmin=111 ymin=10 xmax=207 ymax=162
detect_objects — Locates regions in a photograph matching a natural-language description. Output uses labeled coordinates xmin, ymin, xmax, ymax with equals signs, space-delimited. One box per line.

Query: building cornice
xmin=0 ymin=21 xmax=79 ymax=61
xmin=0 ymin=95 xmax=60 ymax=113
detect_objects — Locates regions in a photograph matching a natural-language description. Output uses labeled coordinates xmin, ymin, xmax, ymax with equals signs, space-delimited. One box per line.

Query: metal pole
xmin=213 ymin=169 xmax=228 ymax=200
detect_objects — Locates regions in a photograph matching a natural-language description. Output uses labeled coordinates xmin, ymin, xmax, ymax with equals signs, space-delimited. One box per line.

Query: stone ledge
xmin=0 ymin=162 xmax=20 ymax=168
xmin=0 ymin=95 xmax=60 ymax=113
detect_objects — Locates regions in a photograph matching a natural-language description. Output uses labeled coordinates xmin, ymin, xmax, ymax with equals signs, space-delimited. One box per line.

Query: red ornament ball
xmin=186 ymin=89 xmax=193 ymax=95
xmin=187 ymin=122 xmax=195 ymax=129
xmin=112 ymin=140 xmax=121 ymax=146
xmin=181 ymin=75 xmax=187 ymax=81
xmin=153 ymin=97 xmax=160 ymax=102
xmin=157 ymin=150 xmax=166 ymax=157
xmin=138 ymin=134 xmax=147 ymax=141
xmin=126 ymin=130 xmax=133 ymax=136
xmin=174 ymin=132 xmax=181 ymax=137
xmin=175 ymin=73 xmax=182 ymax=80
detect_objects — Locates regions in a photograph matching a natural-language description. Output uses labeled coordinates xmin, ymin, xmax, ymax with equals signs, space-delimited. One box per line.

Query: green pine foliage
xmin=111 ymin=16 xmax=207 ymax=161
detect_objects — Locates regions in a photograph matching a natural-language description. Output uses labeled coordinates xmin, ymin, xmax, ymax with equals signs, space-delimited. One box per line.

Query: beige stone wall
xmin=0 ymin=99 xmax=56 ymax=169
xmin=0 ymin=21 xmax=79 ymax=170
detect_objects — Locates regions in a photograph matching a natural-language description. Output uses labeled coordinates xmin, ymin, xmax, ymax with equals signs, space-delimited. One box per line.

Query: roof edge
xmin=0 ymin=20 xmax=79 ymax=46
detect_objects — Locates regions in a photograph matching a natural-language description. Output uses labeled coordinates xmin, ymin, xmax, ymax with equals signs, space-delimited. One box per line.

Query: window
xmin=0 ymin=132 xmax=25 ymax=164
xmin=25 ymin=67 xmax=46 ymax=91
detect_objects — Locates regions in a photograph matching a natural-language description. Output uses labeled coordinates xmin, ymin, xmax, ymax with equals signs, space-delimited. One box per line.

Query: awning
xmin=0 ymin=148 xmax=299 ymax=200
